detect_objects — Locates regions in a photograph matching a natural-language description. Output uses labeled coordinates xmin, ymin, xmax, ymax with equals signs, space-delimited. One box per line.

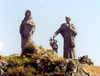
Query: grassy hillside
xmin=0 ymin=43 xmax=100 ymax=76
xmin=84 ymin=64 xmax=100 ymax=76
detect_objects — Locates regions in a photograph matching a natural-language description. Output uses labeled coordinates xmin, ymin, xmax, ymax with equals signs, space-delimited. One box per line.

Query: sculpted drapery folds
xmin=20 ymin=10 xmax=35 ymax=57
xmin=53 ymin=16 xmax=77 ymax=59
xmin=19 ymin=11 xmax=77 ymax=59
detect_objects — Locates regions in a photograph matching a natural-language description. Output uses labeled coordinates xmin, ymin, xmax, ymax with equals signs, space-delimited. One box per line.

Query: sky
xmin=0 ymin=0 xmax=100 ymax=65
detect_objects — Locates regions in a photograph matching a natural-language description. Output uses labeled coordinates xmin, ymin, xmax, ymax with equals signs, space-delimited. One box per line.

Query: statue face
xmin=25 ymin=10 xmax=31 ymax=18
xmin=65 ymin=17 xmax=71 ymax=23
xmin=66 ymin=18 xmax=70 ymax=23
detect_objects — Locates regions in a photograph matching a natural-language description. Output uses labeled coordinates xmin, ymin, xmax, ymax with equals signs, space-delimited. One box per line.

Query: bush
xmin=6 ymin=44 xmax=67 ymax=76
xmin=8 ymin=56 xmax=30 ymax=67
xmin=39 ymin=45 xmax=45 ymax=51
xmin=23 ymin=42 xmax=37 ymax=57
xmin=6 ymin=66 xmax=38 ymax=76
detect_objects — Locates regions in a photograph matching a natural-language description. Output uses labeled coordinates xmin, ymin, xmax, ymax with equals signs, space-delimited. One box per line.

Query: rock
xmin=77 ymin=64 xmax=90 ymax=76
xmin=0 ymin=68 xmax=5 ymax=76
xmin=65 ymin=59 xmax=90 ymax=76
xmin=4 ymin=46 xmax=92 ymax=76
xmin=66 ymin=60 xmax=76 ymax=72
xmin=0 ymin=60 xmax=8 ymax=76
xmin=78 ymin=55 xmax=94 ymax=65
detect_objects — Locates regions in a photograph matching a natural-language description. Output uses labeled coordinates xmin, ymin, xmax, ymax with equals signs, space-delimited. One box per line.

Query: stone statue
xmin=49 ymin=37 xmax=58 ymax=53
xmin=20 ymin=10 xmax=35 ymax=57
xmin=53 ymin=16 xmax=77 ymax=59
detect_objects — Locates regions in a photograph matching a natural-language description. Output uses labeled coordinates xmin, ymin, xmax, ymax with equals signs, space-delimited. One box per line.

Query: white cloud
xmin=0 ymin=42 xmax=4 ymax=49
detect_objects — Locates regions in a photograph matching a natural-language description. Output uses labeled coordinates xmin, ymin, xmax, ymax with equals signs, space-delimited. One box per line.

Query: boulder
xmin=65 ymin=59 xmax=90 ymax=76
xmin=0 ymin=60 xmax=8 ymax=76
xmin=78 ymin=55 xmax=94 ymax=65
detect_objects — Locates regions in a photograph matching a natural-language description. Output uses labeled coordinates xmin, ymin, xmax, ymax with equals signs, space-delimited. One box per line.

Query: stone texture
xmin=49 ymin=37 xmax=58 ymax=53
xmin=54 ymin=16 xmax=77 ymax=59
xmin=20 ymin=10 xmax=35 ymax=57
xmin=65 ymin=59 xmax=90 ymax=76
xmin=78 ymin=55 xmax=94 ymax=65
xmin=0 ymin=60 xmax=8 ymax=76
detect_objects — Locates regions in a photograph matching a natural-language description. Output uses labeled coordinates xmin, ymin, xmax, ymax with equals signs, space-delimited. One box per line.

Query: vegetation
xmin=6 ymin=43 xmax=66 ymax=76
xmin=5 ymin=42 xmax=97 ymax=76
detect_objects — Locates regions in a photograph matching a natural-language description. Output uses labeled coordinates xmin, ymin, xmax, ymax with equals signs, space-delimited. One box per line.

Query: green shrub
xmin=6 ymin=66 xmax=38 ymax=76
xmin=39 ymin=45 xmax=45 ymax=51
xmin=6 ymin=44 xmax=68 ymax=76
xmin=8 ymin=56 xmax=30 ymax=67
xmin=23 ymin=42 xmax=37 ymax=57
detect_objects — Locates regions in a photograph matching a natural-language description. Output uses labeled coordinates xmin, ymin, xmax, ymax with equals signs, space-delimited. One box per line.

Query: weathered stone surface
xmin=78 ymin=55 xmax=94 ymax=65
xmin=4 ymin=46 xmax=94 ymax=76
xmin=49 ymin=37 xmax=58 ymax=53
xmin=53 ymin=16 xmax=77 ymax=59
xmin=65 ymin=59 xmax=90 ymax=76
xmin=0 ymin=60 xmax=8 ymax=76
xmin=66 ymin=60 xmax=76 ymax=72
xmin=20 ymin=10 xmax=35 ymax=57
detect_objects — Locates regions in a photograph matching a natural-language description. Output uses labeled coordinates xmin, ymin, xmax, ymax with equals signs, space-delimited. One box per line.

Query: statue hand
xmin=53 ymin=34 xmax=56 ymax=39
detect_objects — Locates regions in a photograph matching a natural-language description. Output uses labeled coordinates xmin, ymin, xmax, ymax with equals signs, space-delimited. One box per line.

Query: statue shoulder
xmin=27 ymin=18 xmax=35 ymax=26
xmin=71 ymin=23 xmax=76 ymax=28
xmin=61 ymin=23 xmax=66 ymax=27
xmin=61 ymin=23 xmax=66 ymax=25
xmin=31 ymin=18 xmax=35 ymax=26
xmin=71 ymin=23 xmax=75 ymax=26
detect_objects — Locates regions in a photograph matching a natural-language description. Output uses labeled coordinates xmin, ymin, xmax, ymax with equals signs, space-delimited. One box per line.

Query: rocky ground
xmin=0 ymin=42 xmax=99 ymax=76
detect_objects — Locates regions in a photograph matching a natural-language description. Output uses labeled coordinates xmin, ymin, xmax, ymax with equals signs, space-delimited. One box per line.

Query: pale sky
xmin=0 ymin=0 xmax=100 ymax=65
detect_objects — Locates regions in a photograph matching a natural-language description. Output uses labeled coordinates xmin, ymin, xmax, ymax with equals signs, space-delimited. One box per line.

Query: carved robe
xmin=55 ymin=23 xmax=77 ymax=59
xmin=20 ymin=16 xmax=35 ymax=54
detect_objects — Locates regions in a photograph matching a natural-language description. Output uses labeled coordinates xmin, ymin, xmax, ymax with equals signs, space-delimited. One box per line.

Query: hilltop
xmin=0 ymin=43 xmax=99 ymax=76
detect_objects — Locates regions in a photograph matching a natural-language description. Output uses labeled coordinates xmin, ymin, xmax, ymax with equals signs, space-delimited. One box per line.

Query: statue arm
xmin=53 ymin=28 xmax=61 ymax=39
xmin=69 ymin=24 xmax=77 ymax=35
xmin=55 ymin=24 xmax=64 ymax=35
xmin=55 ymin=28 xmax=61 ymax=36
xmin=28 ymin=19 xmax=35 ymax=34
xmin=29 ymin=24 xmax=35 ymax=35
xmin=53 ymin=24 xmax=63 ymax=39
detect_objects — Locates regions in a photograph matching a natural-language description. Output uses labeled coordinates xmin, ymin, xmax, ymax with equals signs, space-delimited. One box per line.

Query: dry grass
xmin=83 ymin=64 xmax=100 ymax=76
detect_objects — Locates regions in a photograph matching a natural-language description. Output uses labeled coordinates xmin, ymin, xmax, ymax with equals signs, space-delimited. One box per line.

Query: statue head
xmin=25 ymin=10 xmax=31 ymax=18
xmin=65 ymin=16 xmax=71 ymax=23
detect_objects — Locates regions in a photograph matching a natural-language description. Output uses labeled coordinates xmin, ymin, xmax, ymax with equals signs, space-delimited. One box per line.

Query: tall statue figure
xmin=53 ymin=16 xmax=77 ymax=59
xmin=20 ymin=10 xmax=35 ymax=57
